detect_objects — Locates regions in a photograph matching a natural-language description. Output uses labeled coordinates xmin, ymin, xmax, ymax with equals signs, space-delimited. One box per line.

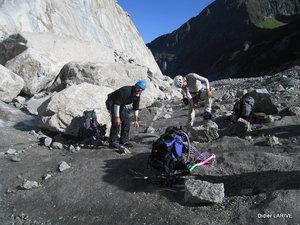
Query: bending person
xmin=174 ymin=73 xmax=213 ymax=126
xmin=105 ymin=80 xmax=146 ymax=148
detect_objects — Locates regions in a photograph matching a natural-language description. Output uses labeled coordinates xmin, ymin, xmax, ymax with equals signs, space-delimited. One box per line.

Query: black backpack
xmin=232 ymin=95 xmax=255 ymax=121
xmin=78 ymin=110 xmax=106 ymax=139
xmin=147 ymin=126 xmax=190 ymax=175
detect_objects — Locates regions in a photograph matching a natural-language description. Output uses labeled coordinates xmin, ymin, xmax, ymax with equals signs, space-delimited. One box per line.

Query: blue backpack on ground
xmin=147 ymin=126 xmax=189 ymax=175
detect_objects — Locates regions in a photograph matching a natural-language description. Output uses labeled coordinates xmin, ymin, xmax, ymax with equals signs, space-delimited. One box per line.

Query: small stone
xmin=13 ymin=96 xmax=26 ymax=104
xmin=51 ymin=142 xmax=64 ymax=150
xmin=68 ymin=145 xmax=75 ymax=152
xmin=163 ymin=114 xmax=172 ymax=119
xmin=145 ymin=126 xmax=156 ymax=134
xmin=6 ymin=148 xmax=17 ymax=155
xmin=58 ymin=161 xmax=71 ymax=172
xmin=266 ymin=115 xmax=275 ymax=123
xmin=44 ymin=137 xmax=52 ymax=147
xmin=275 ymin=84 xmax=285 ymax=92
xmin=18 ymin=212 xmax=29 ymax=220
xmin=245 ymin=136 xmax=253 ymax=141
xmin=20 ymin=180 xmax=39 ymax=190
xmin=75 ymin=146 xmax=81 ymax=151
xmin=10 ymin=156 xmax=21 ymax=162
xmin=43 ymin=174 xmax=52 ymax=180
xmin=265 ymin=135 xmax=280 ymax=146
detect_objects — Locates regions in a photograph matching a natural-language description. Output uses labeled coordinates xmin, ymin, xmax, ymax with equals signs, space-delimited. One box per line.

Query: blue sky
xmin=118 ymin=0 xmax=215 ymax=43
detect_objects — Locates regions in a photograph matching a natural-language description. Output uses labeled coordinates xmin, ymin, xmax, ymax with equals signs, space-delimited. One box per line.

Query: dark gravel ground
xmin=0 ymin=102 xmax=299 ymax=225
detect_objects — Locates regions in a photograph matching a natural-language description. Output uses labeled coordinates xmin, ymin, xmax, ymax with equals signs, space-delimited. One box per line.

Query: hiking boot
xmin=109 ymin=142 xmax=119 ymax=149
xmin=121 ymin=142 xmax=134 ymax=148
xmin=203 ymin=111 xmax=213 ymax=120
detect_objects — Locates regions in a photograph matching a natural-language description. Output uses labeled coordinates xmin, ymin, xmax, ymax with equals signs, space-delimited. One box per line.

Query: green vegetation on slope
xmin=256 ymin=17 xmax=287 ymax=29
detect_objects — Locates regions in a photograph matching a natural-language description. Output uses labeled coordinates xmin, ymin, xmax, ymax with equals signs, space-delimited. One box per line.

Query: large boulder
xmin=188 ymin=121 xmax=219 ymax=143
xmin=4 ymin=32 xmax=116 ymax=96
xmin=0 ymin=65 xmax=24 ymax=102
xmin=225 ymin=118 xmax=251 ymax=136
xmin=5 ymin=51 xmax=60 ymax=96
xmin=184 ymin=179 xmax=225 ymax=204
xmin=50 ymin=61 xmax=174 ymax=107
xmin=38 ymin=83 xmax=113 ymax=136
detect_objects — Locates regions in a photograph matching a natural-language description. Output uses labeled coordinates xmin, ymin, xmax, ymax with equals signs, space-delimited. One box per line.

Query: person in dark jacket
xmin=105 ymin=80 xmax=147 ymax=148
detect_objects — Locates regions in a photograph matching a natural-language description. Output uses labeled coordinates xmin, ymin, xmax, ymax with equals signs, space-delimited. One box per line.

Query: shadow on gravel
xmin=249 ymin=125 xmax=300 ymax=138
xmin=197 ymin=170 xmax=300 ymax=196
xmin=102 ymin=151 xmax=190 ymax=204
xmin=103 ymin=152 xmax=300 ymax=205
xmin=13 ymin=118 xmax=38 ymax=131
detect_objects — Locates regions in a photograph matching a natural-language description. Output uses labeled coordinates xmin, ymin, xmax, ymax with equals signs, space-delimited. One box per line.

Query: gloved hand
xmin=115 ymin=117 xmax=121 ymax=126
xmin=182 ymin=98 xmax=189 ymax=105
xmin=133 ymin=120 xmax=140 ymax=128
xmin=193 ymin=103 xmax=199 ymax=110
xmin=206 ymin=89 xmax=213 ymax=98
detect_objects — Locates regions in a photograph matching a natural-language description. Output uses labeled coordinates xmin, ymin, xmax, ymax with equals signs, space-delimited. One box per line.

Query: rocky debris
xmin=68 ymin=145 xmax=81 ymax=153
xmin=69 ymin=145 xmax=76 ymax=152
xmin=0 ymin=100 xmax=36 ymax=128
xmin=6 ymin=148 xmax=17 ymax=155
xmin=42 ymin=174 xmax=52 ymax=180
xmin=10 ymin=156 xmax=21 ymax=162
xmin=38 ymin=83 xmax=113 ymax=136
xmin=163 ymin=114 xmax=172 ymax=119
xmin=265 ymin=135 xmax=281 ymax=146
xmin=20 ymin=180 xmax=39 ymax=190
xmin=225 ymin=118 xmax=251 ymax=136
xmin=236 ymin=89 xmax=247 ymax=98
xmin=188 ymin=121 xmax=219 ymax=143
xmin=58 ymin=161 xmax=71 ymax=172
xmin=51 ymin=142 xmax=64 ymax=150
xmin=184 ymin=179 xmax=225 ymax=204
xmin=0 ymin=65 xmax=24 ymax=102
xmin=279 ymin=106 xmax=300 ymax=117
xmin=145 ymin=126 xmax=156 ymax=134
xmin=25 ymin=94 xmax=52 ymax=115
xmin=28 ymin=130 xmax=40 ymax=139
xmin=12 ymin=96 xmax=26 ymax=108
xmin=44 ymin=137 xmax=52 ymax=147
xmin=266 ymin=115 xmax=275 ymax=123
xmin=246 ymin=88 xmax=278 ymax=115
xmin=275 ymin=84 xmax=285 ymax=92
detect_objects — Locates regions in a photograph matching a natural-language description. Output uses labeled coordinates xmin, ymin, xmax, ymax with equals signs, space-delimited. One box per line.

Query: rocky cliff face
xmin=147 ymin=0 xmax=300 ymax=79
xmin=0 ymin=0 xmax=159 ymax=74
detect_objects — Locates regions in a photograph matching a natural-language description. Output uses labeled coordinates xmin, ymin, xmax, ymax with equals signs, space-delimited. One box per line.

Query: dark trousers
xmin=108 ymin=103 xmax=130 ymax=144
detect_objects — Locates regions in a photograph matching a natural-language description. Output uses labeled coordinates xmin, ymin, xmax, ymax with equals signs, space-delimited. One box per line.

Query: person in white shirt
xmin=174 ymin=73 xmax=213 ymax=126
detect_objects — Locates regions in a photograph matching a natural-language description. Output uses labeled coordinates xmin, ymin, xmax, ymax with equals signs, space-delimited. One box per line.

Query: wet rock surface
xmin=0 ymin=66 xmax=299 ymax=225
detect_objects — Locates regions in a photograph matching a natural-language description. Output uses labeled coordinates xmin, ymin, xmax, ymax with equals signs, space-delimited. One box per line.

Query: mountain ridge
xmin=147 ymin=0 xmax=300 ymax=79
